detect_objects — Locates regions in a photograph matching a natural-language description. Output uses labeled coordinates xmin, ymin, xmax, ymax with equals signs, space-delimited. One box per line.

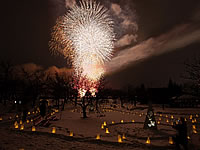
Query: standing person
xmin=172 ymin=117 xmax=188 ymax=150
xmin=40 ymin=100 xmax=47 ymax=118
xmin=22 ymin=107 xmax=28 ymax=122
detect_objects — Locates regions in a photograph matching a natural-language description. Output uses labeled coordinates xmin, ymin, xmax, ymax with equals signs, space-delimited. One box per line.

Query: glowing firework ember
xmin=49 ymin=0 xmax=115 ymax=97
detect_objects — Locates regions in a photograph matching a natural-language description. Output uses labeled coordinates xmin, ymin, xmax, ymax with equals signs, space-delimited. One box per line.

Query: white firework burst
xmin=65 ymin=0 xmax=115 ymax=80
xmin=50 ymin=0 xmax=115 ymax=88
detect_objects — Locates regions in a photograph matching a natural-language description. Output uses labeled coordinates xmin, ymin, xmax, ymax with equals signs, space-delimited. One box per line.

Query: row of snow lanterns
xmin=51 ymin=127 xmax=73 ymax=136
xmin=99 ymin=121 xmax=131 ymax=142
xmin=14 ymin=122 xmax=74 ymax=136
xmin=100 ymin=114 xmax=199 ymax=143
xmin=145 ymin=136 xmax=174 ymax=145
xmin=14 ymin=106 xmax=58 ymax=123
xmin=0 ymin=110 xmax=39 ymax=122
xmin=156 ymin=114 xmax=199 ymax=134
xmin=100 ymin=121 xmax=176 ymax=144
xmin=14 ymin=119 xmax=34 ymax=130
xmin=190 ymin=114 xmax=199 ymax=134
xmin=13 ymin=110 xmax=40 ymax=129
xmin=14 ymin=109 xmax=59 ymax=132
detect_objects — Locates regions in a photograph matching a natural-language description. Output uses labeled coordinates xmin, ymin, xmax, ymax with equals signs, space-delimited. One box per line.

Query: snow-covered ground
xmin=0 ymin=103 xmax=200 ymax=150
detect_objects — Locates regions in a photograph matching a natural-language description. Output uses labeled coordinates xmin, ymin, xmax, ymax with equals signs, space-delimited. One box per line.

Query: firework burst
xmin=49 ymin=0 xmax=115 ymax=96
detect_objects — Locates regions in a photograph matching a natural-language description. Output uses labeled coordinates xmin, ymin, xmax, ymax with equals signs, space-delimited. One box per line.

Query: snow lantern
xmin=193 ymin=130 xmax=197 ymax=134
xmin=20 ymin=120 xmax=22 ymax=125
xmin=14 ymin=122 xmax=19 ymax=129
xmin=176 ymin=120 xmax=179 ymax=124
xmin=52 ymin=127 xmax=56 ymax=134
xmin=96 ymin=134 xmax=100 ymax=140
xmin=169 ymin=137 xmax=173 ymax=144
xmin=70 ymin=131 xmax=73 ymax=136
xmin=146 ymin=137 xmax=150 ymax=144
xmin=118 ymin=135 xmax=122 ymax=143
xmin=101 ymin=124 xmax=104 ymax=129
xmin=20 ymin=124 xmax=24 ymax=130
xmin=105 ymin=128 xmax=110 ymax=134
xmin=32 ymin=126 xmax=36 ymax=132
xmin=122 ymin=133 xmax=126 ymax=139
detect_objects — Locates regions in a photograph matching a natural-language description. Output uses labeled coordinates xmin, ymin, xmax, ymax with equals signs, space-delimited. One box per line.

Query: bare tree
xmin=95 ymin=77 xmax=108 ymax=112
xmin=70 ymin=74 xmax=96 ymax=118
xmin=183 ymin=56 xmax=200 ymax=96
xmin=46 ymin=72 xmax=71 ymax=110
xmin=20 ymin=66 xmax=44 ymax=107
xmin=0 ymin=61 xmax=14 ymax=105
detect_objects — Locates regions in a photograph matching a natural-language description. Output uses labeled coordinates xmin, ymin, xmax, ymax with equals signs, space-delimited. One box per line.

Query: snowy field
xmin=0 ymin=102 xmax=200 ymax=150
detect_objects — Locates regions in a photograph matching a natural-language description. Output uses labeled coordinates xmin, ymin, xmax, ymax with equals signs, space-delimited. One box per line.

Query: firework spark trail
xmin=49 ymin=0 xmax=115 ymax=96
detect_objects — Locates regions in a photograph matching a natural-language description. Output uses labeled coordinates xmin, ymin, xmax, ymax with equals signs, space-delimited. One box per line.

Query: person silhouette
xmin=172 ymin=117 xmax=188 ymax=150
xmin=40 ymin=100 xmax=47 ymax=118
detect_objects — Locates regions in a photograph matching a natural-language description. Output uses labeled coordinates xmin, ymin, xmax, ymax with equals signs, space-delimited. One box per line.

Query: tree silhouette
xmin=46 ymin=72 xmax=71 ymax=110
xmin=183 ymin=56 xmax=200 ymax=97
xmin=20 ymin=66 xmax=44 ymax=107
xmin=0 ymin=61 xmax=14 ymax=105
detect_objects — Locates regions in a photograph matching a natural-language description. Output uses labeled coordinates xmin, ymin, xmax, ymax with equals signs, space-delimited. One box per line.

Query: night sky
xmin=1 ymin=0 xmax=200 ymax=88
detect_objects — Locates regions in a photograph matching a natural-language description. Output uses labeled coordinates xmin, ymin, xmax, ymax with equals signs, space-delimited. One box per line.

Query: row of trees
xmin=0 ymin=62 xmax=108 ymax=118
xmin=0 ymin=55 xmax=199 ymax=116
xmin=0 ymin=62 xmax=72 ymax=107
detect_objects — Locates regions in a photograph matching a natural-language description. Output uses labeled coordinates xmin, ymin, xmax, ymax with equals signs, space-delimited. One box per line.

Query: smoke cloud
xmin=45 ymin=66 xmax=72 ymax=77
xmin=111 ymin=3 xmax=121 ymax=15
xmin=115 ymin=34 xmax=137 ymax=48
xmin=110 ymin=2 xmax=138 ymax=47
xmin=65 ymin=0 xmax=76 ymax=8
xmin=106 ymin=22 xmax=200 ymax=74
